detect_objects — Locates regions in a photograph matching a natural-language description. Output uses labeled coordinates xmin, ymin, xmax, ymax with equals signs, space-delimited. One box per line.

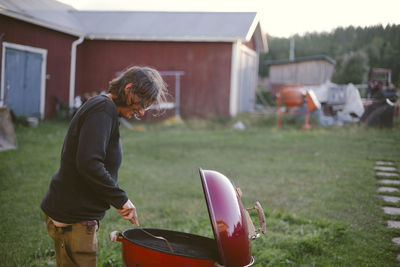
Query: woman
xmin=41 ymin=66 xmax=167 ymax=266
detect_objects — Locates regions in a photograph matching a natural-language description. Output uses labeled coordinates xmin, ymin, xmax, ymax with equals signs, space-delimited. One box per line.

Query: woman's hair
xmin=108 ymin=66 xmax=168 ymax=112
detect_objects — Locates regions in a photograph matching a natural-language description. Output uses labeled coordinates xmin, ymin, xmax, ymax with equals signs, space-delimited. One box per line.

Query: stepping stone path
xmin=388 ymin=220 xmax=400 ymax=228
xmin=376 ymin=172 xmax=400 ymax=178
xmin=378 ymin=187 xmax=399 ymax=193
xmin=379 ymin=179 xmax=400 ymax=185
xmin=380 ymin=195 xmax=400 ymax=203
xmin=393 ymin=237 xmax=400 ymax=245
xmin=375 ymin=166 xmax=397 ymax=172
xmin=382 ymin=207 xmax=400 ymax=215
xmin=376 ymin=161 xmax=395 ymax=166
xmin=376 ymin=160 xmax=400 ymax=261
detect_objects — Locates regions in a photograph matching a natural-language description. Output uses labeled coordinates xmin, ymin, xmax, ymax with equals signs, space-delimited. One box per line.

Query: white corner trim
xmin=229 ymin=41 xmax=240 ymax=117
xmin=245 ymin=15 xmax=268 ymax=53
xmin=245 ymin=13 xmax=260 ymax=42
xmin=1 ymin=44 xmax=6 ymax=107
xmin=1 ymin=42 xmax=48 ymax=119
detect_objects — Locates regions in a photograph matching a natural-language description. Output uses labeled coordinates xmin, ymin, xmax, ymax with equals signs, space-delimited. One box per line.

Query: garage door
xmin=1 ymin=43 xmax=47 ymax=118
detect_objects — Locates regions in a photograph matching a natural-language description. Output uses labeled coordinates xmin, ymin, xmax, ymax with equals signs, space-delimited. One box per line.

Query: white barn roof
xmin=0 ymin=0 xmax=83 ymax=35
xmin=0 ymin=0 xmax=267 ymax=51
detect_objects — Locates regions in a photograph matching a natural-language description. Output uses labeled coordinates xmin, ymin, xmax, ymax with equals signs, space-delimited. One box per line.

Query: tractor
xmin=361 ymin=68 xmax=398 ymax=127
xmin=367 ymin=68 xmax=396 ymax=99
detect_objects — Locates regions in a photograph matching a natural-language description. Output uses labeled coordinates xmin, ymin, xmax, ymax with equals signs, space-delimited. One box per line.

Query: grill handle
xmin=109 ymin=231 xmax=123 ymax=242
xmin=245 ymin=201 xmax=266 ymax=239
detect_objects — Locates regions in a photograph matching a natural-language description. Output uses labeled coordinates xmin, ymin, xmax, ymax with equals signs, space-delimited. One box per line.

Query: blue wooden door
xmin=4 ymin=48 xmax=42 ymax=117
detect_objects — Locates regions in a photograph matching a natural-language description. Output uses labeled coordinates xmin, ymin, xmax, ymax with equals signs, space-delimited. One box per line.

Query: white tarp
xmin=336 ymin=83 xmax=364 ymax=121
xmin=308 ymin=82 xmax=365 ymax=126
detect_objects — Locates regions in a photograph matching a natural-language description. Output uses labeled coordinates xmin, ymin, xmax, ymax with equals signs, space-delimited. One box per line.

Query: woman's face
xmin=117 ymin=92 xmax=152 ymax=120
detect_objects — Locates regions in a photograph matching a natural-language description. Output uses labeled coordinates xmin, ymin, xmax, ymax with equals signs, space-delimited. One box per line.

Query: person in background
xmin=41 ymin=66 xmax=168 ymax=266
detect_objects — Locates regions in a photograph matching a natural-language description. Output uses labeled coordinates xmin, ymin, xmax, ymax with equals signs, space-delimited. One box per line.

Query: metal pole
xmin=289 ymin=37 xmax=295 ymax=61
xmin=175 ymin=73 xmax=180 ymax=116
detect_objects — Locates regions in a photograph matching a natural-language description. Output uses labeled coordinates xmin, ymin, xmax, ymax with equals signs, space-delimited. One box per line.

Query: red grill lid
xmin=199 ymin=168 xmax=252 ymax=267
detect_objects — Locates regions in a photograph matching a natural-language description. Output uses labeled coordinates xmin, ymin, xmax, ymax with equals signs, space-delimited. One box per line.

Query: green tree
xmin=259 ymin=24 xmax=400 ymax=87
xmin=332 ymin=51 xmax=369 ymax=84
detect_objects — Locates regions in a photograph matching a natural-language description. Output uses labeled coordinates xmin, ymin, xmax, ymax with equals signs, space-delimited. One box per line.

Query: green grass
xmin=0 ymin=114 xmax=399 ymax=266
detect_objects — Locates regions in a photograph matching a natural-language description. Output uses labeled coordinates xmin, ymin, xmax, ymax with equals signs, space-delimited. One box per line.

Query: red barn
xmin=0 ymin=0 xmax=267 ymax=119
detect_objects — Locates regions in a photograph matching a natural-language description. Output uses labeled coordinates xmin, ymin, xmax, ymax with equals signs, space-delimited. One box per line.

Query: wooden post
xmin=302 ymin=111 xmax=311 ymax=130
xmin=276 ymin=93 xmax=281 ymax=127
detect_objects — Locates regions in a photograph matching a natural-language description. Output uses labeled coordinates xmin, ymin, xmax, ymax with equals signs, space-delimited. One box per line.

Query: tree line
xmin=259 ymin=24 xmax=400 ymax=88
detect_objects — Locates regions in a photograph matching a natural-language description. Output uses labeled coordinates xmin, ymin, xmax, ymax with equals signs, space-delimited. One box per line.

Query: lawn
xmin=0 ymin=113 xmax=399 ymax=266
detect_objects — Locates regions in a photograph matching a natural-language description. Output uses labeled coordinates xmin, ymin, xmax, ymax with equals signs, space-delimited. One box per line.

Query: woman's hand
xmin=117 ymin=199 xmax=140 ymax=226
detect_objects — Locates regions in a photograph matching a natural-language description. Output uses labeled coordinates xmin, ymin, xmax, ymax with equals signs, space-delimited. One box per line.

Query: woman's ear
xmin=124 ymin=83 xmax=133 ymax=105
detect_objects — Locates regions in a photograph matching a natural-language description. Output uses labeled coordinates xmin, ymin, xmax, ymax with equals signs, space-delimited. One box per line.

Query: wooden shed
xmin=267 ymin=55 xmax=336 ymax=95
xmin=0 ymin=0 xmax=267 ymax=119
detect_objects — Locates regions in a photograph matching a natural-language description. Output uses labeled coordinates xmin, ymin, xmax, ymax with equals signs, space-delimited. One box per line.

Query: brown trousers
xmin=45 ymin=215 xmax=98 ymax=267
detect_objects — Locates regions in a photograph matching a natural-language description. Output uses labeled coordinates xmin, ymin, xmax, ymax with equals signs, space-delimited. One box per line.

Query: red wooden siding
xmin=1 ymin=15 xmax=258 ymax=119
xmin=0 ymin=15 xmax=76 ymax=118
xmin=75 ymin=41 xmax=233 ymax=118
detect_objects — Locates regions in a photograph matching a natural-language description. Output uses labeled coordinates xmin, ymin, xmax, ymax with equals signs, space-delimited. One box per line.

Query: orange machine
xmin=276 ymin=85 xmax=320 ymax=129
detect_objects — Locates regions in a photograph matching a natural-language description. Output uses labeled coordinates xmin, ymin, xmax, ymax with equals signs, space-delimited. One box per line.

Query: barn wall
xmin=0 ymin=15 xmax=76 ymax=118
xmin=269 ymin=60 xmax=335 ymax=85
xmin=75 ymin=40 xmax=233 ymax=118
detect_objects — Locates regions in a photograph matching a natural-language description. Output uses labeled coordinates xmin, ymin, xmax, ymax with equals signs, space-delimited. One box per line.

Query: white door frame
xmin=1 ymin=42 xmax=47 ymax=119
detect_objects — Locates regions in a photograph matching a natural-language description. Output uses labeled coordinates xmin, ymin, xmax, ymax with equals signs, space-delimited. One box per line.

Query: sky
xmin=57 ymin=0 xmax=400 ymax=38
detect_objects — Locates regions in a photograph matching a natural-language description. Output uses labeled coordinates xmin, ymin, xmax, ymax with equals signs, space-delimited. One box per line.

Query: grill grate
xmin=122 ymin=228 xmax=219 ymax=260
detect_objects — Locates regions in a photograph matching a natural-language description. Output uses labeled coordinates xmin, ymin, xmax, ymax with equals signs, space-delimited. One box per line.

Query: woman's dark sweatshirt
xmin=41 ymin=95 xmax=128 ymax=223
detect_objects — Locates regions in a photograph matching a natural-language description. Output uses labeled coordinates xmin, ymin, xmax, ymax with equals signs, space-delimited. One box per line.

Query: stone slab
xmin=376 ymin=161 xmax=394 ymax=166
xmin=380 ymin=195 xmax=400 ymax=203
xmin=374 ymin=166 xmax=397 ymax=171
xmin=387 ymin=220 xmax=400 ymax=228
xmin=393 ymin=237 xmax=400 ymax=245
xmin=378 ymin=187 xmax=400 ymax=193
xmin=376 ymin=172 xmax=400 ymax=178
xmin=383 ymin=207 xmax=400 ymax=215
xmin=379 ymin=179 xmax=400 ymax=185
